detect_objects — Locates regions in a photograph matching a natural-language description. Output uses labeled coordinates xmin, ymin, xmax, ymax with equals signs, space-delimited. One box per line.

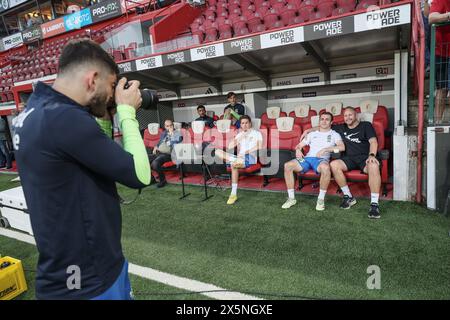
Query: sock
xmin=341 ymin=185 xmax=352 ymax=197
xmin=231 ymin=183 xmax=238 ymax=196
xmin=287 ymin=189 xmax=295 ymax=199
xmin=371 ymin=193 xmax=379 ymax=205
xmin=318 ymin=189 xmax=327 ymax=200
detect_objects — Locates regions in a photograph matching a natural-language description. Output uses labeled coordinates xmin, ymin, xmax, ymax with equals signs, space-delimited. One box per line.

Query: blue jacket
xmin=13 ymin=82 xmax=146 ymax=299
xmin=156 ymin=129 xmax=183 ymax=150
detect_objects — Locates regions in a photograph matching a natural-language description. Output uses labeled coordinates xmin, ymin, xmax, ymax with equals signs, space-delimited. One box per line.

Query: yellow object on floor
xmin=0 ymin=256 xmax=27 ymax=300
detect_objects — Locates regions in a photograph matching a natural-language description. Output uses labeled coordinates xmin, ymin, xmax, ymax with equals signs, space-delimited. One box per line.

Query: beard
xmin=87 ymin=89 xmax=112 ymax=118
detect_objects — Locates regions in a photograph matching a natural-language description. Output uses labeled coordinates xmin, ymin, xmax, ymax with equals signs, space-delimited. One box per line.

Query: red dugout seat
xmin=261 ymin=107 xmax=288 ymax=127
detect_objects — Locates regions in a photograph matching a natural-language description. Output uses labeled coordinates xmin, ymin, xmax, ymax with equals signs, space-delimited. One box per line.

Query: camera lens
xmin=140 ymin=89 xmax=159 ymax=110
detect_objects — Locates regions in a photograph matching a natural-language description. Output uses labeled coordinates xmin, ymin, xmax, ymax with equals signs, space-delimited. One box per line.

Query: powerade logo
xmin=91 ymin=0 xmax=121 ymax=23
xmin=64 ymin=8 xmax=92 ymax=31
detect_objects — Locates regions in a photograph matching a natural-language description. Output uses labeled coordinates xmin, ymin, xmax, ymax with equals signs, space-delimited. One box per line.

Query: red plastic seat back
xmin=268 ymin=124 xmax=302 ymax=150
xmin=143 ymin=128 xmax=163 ymax=148
xmin=261 ymin=111 xmax=288 ymax=127
xmin=372 ymin=120 xmax=385 ymax=151
xmin=288 ymin=110 xmax=317 ymax=126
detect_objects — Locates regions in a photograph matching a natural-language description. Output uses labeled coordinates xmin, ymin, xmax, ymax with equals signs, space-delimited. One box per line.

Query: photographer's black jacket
xmin=14 ymin=82 xmax=146 ymax=299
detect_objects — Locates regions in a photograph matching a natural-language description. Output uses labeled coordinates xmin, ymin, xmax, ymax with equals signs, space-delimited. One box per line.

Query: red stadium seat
xmin=288 ymin=108 xmax=318 ymax=131
xmin=263 ymin=122 xmax=302 ymax=186
xmin=298 ymin=5 xmax=314 ymax=22
xmin=279 ymin=7 xmax=297 ymax=26
xmin=317 ymin=1 xmax=335 ymax=17
xmin=261 ymin=109 xmax=288 ymax=127
xmin=144 ymin=125 xmax=163 ymax=150
xmin=263 ymin=10 xmax=280 ymax=29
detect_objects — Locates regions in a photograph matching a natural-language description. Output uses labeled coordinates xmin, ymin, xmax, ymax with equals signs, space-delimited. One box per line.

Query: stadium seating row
xmin=191 ymin=0 xmax=393 ymax=43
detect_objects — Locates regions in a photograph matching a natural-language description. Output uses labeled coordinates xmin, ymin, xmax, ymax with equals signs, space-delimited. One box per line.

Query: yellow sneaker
xmin=227 ymin=195 xmax=238 ymax=205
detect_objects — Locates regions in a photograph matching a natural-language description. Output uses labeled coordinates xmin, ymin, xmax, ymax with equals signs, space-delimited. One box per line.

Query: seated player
xmin=195 ymin=105 xmax=215 ymax=128
xmin=302 ymin=107 xmax=383 ymax=219
xmin=282 ymin=112 xmax=345 ymax=211
xmin=215 ymin=115 xmax=262 ymax=205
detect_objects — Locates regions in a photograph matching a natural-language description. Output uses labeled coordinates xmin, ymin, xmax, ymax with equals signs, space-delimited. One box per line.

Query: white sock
xmin=341 ymin=185 xmax=352 ymax=197
xmin=287 ymin=189 xmax=295 ymax=199
xmin=318 ymin=189 xmax=327 ymax=200
xmin=231 ymin=183 xmax=238 ymax=196
xmin=371 ymin=193 xmax=379 ymax=204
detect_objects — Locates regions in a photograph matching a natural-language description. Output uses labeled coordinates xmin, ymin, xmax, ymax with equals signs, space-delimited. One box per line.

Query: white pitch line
xmin=0 ymin=228 xmax=262 ymax=300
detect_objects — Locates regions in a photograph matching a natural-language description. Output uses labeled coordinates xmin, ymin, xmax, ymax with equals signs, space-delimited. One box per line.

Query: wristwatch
xmin=369 ymin=153 xmax=376 ymax=157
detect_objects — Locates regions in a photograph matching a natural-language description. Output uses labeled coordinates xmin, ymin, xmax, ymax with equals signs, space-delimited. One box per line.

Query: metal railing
xmin=411 ymin=0 xmax=426 ymax=203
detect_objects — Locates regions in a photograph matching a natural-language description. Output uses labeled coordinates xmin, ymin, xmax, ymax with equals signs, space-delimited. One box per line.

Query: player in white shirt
xmin=215 ymin=115 xmax=263 ymax=205
xmin=282 ymin=112 xmax=345 ymax=211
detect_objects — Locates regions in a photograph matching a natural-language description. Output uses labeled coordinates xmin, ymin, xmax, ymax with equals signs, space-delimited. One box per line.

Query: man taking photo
xmin=13 ymin=39 xmax=151 ymax=299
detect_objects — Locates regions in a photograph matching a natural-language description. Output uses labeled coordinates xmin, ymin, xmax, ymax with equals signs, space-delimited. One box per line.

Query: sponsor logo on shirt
xmin=344 ymin=132 xmax=361 ymax=144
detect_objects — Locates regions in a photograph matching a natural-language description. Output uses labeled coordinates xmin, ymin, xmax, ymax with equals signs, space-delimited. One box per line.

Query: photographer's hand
xmin=115 ymin=78 xmax=142 ymax=110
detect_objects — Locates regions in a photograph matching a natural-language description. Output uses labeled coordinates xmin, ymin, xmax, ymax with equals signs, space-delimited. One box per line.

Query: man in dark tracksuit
xmin=13 ymin=40 xmax=150 ymax=299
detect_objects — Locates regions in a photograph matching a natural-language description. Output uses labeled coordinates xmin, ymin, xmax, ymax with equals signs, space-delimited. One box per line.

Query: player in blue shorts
xmin=282 ymin=112 xmax=345 ymax=211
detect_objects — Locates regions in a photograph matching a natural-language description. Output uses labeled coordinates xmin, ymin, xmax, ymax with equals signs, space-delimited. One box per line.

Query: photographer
xmin=13 ymin=39 xmax=150 ymax=300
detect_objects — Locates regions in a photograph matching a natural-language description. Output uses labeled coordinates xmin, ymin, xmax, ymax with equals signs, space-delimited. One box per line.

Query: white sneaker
xmin=282 ymin=198 xmax=297 ymax=209
xmin=316 ymin=199 xmax=325 ymax=211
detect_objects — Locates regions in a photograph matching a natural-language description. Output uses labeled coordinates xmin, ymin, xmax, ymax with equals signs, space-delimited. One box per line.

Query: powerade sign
xmin=90 ymin=0 xmax=122 ymax=23
xmin=64 ymin=8 xmax=92 ymax=31
xmin=22 ymin=25 xmax=42 ymax=43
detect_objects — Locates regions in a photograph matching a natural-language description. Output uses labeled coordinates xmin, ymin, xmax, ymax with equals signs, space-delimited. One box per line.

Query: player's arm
xmin=317 ymin=139 xmax=345 ymax=157
xmin=366 ymin=137 xmax=379 ymax=165
xmin=429 ymin=11 xmax=450 ymax=24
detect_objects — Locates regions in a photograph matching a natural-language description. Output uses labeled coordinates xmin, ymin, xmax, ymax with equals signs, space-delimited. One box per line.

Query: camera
xmin=113 ymin=81 xmax=159 ymax=110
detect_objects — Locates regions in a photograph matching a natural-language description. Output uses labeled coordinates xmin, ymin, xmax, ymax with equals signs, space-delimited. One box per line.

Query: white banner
xmin=190 ymin=43 xmax=224 ymax=61
xmin=260 ymin=26 xmax=304 ymax=49
xmin=135 ymin=55 xmax=163 ymax=71
xmin=354 ymin=4 xmax=411 ymax=32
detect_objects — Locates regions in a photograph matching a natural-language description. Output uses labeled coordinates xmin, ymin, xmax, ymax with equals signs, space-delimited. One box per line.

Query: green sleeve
xmin=117 ymin=104 xmax=151 ymax=185
xmin=95 ymin=118 xmax=113 ymax=138
xmin=230 ymin=109 xmax=241 ymax=120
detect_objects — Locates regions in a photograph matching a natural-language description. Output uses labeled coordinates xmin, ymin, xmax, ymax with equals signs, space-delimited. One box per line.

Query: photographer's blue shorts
xmin=296 ymin=157 xmax=327 ymax=174
xmin=91 ymin=260 xmax=132 ymax=300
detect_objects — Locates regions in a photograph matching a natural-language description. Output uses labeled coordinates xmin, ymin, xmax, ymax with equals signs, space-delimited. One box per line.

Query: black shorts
xmin=435 ymin=56 xmax=450 ymax=90
xmin=341 ymin=155 xmax=382 ymax=173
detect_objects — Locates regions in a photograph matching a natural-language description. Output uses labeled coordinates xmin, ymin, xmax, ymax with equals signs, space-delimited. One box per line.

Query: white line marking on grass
xmin=0 ymin=228 xmax=262 ymax=300
xmin=128 ymin=263 xmax=262 ymax=300
xmin=0 ymin=228 xmax=36 ymax=245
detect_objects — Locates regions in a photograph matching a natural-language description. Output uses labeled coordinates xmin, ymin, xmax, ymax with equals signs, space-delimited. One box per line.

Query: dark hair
xmin=240 ymin=115 xmax=251 ymax=123
xmin=58 ymin=39 xmax=119 ymax=76
xmin=227 ymin=92 xmax=236 ymax=99
xmin=321 ymin=112 xmax=334 ymax=121
xmin=197 ymin=105 xmax=206 ymax=110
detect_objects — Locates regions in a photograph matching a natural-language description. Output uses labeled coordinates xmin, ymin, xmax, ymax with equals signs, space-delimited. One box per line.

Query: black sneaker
xmin=340 ymin=195 xmax=357 ymax=209
xmin=157 ymin=180 xmax=167 ymax=188
xmin=368 ymin=203 xmax=381 ymax=219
